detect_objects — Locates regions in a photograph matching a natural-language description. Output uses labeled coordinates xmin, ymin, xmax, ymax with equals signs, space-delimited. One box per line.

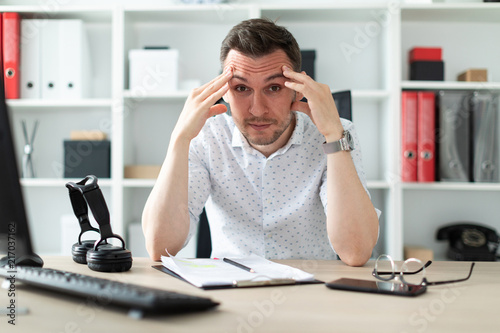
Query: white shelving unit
xmin=399 ymin=3 xmax=500 ymax=260
xmin=3 ymin=1 xmax=500 ymax=260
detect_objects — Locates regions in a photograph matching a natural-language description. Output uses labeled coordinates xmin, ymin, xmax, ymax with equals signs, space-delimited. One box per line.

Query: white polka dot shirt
xmin=187 ymin=112 xmax=378 ymax=260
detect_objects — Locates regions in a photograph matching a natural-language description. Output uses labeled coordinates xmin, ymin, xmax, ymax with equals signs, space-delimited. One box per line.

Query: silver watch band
xmin=322 ymin=131 xmax=354 ymax=154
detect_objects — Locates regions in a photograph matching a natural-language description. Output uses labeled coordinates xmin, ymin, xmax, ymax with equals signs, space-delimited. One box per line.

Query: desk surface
xmin=1 ymin=257 xmax=499 ymax=332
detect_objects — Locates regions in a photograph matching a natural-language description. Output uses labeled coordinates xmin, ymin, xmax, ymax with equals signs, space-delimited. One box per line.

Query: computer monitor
xmin=0 ymin=69 xmax=43 ymax=267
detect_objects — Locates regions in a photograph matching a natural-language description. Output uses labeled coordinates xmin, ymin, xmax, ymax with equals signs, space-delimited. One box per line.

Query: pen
xmin=223 ymin=258 xmax=255 ymax=273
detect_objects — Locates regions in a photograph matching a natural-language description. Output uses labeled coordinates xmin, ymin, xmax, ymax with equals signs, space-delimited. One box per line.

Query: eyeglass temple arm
xmin=425 ymin=262 xmax=476 ymax=286
xmin=374 ymin=260 xmax=433 ymax=276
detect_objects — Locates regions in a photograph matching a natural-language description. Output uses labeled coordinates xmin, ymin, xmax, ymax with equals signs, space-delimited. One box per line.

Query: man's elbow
xmin=334 ymin=236 xmax=378 ymax=267
xmin=144 ymin=235 xmax=183 ymax=261
xmin=339 ymin=251 xmax=372 ymax=267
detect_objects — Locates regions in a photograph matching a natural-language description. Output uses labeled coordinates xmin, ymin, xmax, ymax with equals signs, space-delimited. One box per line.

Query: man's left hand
xmin=283 ymin=66 xmax=344 ymax=141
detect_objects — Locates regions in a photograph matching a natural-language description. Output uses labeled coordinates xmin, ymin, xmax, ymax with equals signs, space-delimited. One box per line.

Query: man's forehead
xmin=224 ymin=49 xmax=292 ymax=76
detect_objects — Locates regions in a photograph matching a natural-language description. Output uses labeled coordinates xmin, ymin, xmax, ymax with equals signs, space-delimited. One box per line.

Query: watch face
xmin=345 ymin=131 xmax=354 ymax=150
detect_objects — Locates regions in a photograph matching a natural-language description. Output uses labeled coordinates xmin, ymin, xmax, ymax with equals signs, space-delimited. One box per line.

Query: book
xmin=154 ymin=253 xmax=320 ymax=289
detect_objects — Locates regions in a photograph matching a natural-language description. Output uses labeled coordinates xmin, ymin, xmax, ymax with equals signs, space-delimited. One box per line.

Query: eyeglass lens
xmin=374 ymin=255 xmax=428 ymax=285
xmin=400 ymin=258 xmax=426 ymax=285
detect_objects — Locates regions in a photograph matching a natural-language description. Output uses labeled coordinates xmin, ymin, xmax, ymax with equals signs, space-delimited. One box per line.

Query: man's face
xmin=223 ymin=49 xmax=299 ymax=153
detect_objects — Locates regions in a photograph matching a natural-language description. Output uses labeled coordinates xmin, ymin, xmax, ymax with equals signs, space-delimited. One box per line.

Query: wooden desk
xmin=1 ymin=257 xmax=499 ymax=332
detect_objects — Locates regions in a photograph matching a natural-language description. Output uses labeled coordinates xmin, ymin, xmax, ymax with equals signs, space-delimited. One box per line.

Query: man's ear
xmin=294 ymin=91 xmax=305 ymax=102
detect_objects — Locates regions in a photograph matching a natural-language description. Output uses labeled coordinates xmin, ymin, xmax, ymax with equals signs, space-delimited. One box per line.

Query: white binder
xmin=58 ymin=19 xmax=91 ymax=99
xmin=20 ymin=19 xmax=42 ymax=99
xmin=40 ymin=20 xmax=60 ymax=99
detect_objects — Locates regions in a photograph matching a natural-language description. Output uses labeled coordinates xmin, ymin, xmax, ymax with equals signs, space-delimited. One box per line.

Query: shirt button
xmin=267 ymin=233 xmax=272 ymax=238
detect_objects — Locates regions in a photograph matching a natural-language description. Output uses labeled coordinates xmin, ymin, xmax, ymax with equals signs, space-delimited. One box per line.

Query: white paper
xmin=161 ymin=253 xmax=315 ymax=288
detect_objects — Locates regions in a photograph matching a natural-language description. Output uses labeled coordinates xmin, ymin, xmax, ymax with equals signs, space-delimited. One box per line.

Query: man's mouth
xmin=249 ymin=123 xmax=271 ymax=131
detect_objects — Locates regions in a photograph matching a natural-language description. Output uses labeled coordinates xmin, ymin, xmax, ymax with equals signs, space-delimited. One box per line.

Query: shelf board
xmin=123 ymin=4 xmax=252 ymax=24
xmin=351 ymin=90 xmax=391 ymax=100
xmin=402 ymin=3 xmax=500 ymax=23
xmin=0 ymin=5 xmax=113 ymax=22
xmin=123 ymin=90 xmax=190 ymax=100
xmin=401 ymin=81 xmax=500 ymax=91
xmin=402 ymin=182 xmax=500 ymax=191
xmin=260 ymin=3 xmax=390 ymax=22
xmin=6 ymin=99 xmax=113 ymax=111
xmin=122 ymin=179 xmax=156 ymax=188
xmin=367 ymin=180 xmax=390 ymax=190
xmin=20 ymin=178 xmax=113 ymax=187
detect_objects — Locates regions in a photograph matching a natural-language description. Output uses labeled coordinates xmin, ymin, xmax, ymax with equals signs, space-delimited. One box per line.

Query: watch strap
xmin=322 ymin=130 xmax=353 ymax=154
xmin=322 ymin=140 xmax=344 ymax=154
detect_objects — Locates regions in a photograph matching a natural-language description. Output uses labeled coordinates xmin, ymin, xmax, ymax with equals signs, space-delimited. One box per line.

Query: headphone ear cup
xmin=86 ymin=244 xmax=132 ymax=273
xmin=71 ymin=240 xmax=96 ymax=264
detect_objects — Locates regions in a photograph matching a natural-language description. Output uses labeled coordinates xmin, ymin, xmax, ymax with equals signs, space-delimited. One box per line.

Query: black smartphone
xmin=326 ymin=278 xmax=426 ymax=297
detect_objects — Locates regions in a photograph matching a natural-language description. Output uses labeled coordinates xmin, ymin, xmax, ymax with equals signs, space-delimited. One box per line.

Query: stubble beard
xmin=241 ymin=112 xmax=295 ymax=146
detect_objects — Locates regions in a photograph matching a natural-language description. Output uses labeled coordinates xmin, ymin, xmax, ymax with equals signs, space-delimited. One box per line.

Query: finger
xmin=204 ymin=82 xmax=230 ymax=110
xmin=197 ymin=67 xmax=233 ymax=101
xmin=208 ymin=103 xmax=228 ymax=117
xmin=282 ymin=66 xmax=312 ymax=83
xmin=284 ymin=80 xmax=306 ymax=95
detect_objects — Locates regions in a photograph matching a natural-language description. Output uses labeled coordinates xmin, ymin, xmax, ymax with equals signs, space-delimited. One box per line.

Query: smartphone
xmin=326 ymin=278 xmax=426 ymax=297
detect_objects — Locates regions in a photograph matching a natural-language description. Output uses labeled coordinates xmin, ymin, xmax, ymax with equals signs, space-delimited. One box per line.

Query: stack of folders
xmin=438 ymin=91 xmax=499 ymax=183
xmin=2 ymin=13 xmax=92 ymax=100
xmin=402 ymin=91 xmax=500 ymax=183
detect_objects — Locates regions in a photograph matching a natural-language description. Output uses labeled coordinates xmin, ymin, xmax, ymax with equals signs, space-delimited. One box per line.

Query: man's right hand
xmin=172 ymin=67 xmax=233 ymax=143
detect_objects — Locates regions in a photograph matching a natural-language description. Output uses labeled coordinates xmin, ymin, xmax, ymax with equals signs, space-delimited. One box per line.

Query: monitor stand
xmin=0 ymin=253 xmax=43 ymax=267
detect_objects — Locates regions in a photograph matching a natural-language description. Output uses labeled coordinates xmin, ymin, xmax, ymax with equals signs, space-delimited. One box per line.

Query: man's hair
xmin=220 ymin=18 xmax=301 ymax=72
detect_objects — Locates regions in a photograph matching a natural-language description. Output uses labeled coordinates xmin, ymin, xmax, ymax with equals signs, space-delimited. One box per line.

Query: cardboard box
xmin=129 ymin=49 xmax=179 ymax=93
xmin=404 ymin=245 xmax=434 ymax=262
xmin=70 ymin=130 xmax=107 ymax=141
xmin=64 ymin=140 xmax=111 ymax=178
xmin=457 ymin=69 xmax=488 ymax=82
xmin=124 ymin=165 xmax=161 ymax=179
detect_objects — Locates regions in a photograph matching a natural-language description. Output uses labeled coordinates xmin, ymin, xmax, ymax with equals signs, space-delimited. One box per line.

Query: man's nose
xmin=248 ymin=91 xmax=268 ymax=117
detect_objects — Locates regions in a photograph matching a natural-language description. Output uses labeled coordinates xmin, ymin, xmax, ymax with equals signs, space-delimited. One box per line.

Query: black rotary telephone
xmin=436 ymin=223 xmax=500 ymax=261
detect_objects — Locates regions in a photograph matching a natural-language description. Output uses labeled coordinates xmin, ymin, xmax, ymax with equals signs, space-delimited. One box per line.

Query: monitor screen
xmin=0 ymin=68 xmax=42 ymax=267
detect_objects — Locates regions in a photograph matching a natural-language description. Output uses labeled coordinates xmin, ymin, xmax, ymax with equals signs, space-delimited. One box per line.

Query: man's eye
xmin=235 ymin=86 xmax=248 ymax=92
xmin=269 ymin=85 xmax=281 ymax=92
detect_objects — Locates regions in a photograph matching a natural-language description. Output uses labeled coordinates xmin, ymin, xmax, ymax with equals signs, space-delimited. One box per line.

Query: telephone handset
xmin=437 ymin=223 xmax=500 ymax=261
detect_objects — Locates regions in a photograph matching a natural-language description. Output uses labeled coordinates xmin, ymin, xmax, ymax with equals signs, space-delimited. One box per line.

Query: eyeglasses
xmin=372 ymin=254 xmax=475 ymax=286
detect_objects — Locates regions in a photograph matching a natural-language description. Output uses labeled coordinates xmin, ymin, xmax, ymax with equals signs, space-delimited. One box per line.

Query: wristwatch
xmin=322 ymin=130 xmax=354 ymax=154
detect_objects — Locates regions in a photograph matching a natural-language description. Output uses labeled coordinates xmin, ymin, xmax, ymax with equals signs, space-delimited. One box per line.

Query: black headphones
xmin=66 ymin=175 xmax=132 ymax=272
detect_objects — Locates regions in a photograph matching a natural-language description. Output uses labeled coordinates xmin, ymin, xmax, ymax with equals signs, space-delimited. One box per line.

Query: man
xmin=142 ymin=18 xmax=380 ymax=266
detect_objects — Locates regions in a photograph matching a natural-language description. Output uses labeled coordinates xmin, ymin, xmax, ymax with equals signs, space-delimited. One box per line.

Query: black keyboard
xmin=0 ymin=265 xmax=219 ymax=316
